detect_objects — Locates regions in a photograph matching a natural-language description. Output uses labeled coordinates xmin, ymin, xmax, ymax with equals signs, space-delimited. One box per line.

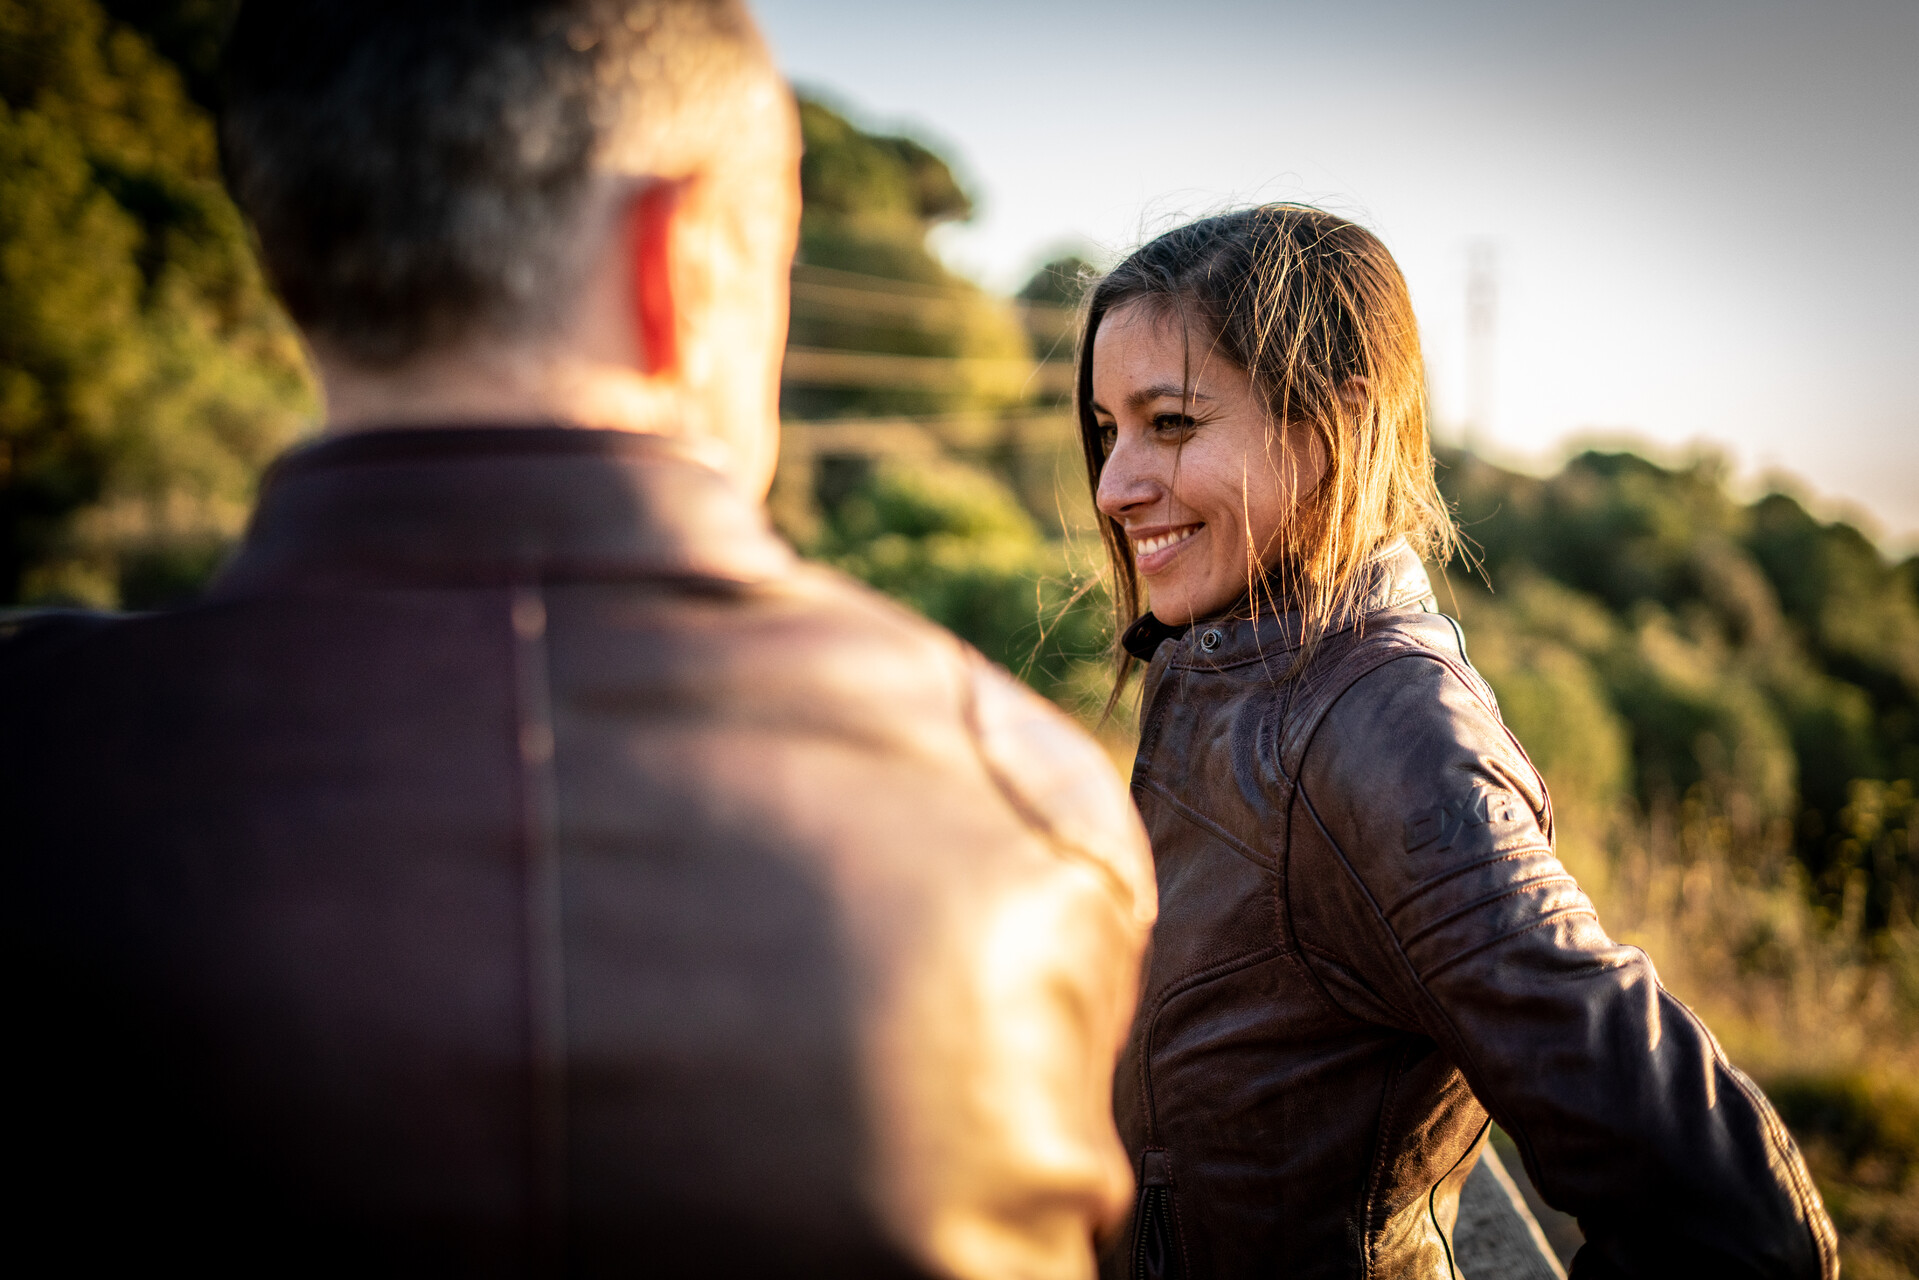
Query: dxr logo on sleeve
xmin=1402 ymin=783 xmax=1531 ymax=856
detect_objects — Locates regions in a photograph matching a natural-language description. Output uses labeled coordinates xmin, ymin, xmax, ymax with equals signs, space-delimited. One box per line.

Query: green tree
xmin=784 ymin=95 xmax=1030 ymax=419
xmin=1440 ymin=447 xmax=1919 ymax=932
xmin=1016 ymin=253 xmax=1096 ymax=308
xmin=0 ymin=0 xmax=314 ymax=606
xmin=815 ymin=453 xmax=1106 ymax=703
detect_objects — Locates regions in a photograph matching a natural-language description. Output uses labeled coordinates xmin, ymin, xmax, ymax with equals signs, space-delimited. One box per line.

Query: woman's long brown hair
xmin=1076 ymin=205 xmax=1457 ymax=702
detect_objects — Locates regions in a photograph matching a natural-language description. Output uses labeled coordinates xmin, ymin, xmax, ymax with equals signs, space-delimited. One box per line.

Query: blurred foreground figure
xmin=0 ymin=3 xmax=1154 ymax=1274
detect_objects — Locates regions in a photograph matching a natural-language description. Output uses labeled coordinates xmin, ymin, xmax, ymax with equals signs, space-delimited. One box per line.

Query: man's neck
xmin=319 ymin=344 xmax=681 ymax=437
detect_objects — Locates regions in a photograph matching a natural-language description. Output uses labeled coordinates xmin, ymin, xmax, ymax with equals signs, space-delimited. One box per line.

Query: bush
xmin=1440 ymin=446 xmax=1918 ymax=936
xmin=813 ymin=454 xmax=1108 ymax=703
xmin=0 ymin=0 xmax=315 ymax=607
xmin=1768 ymin=1072 xmax=1919 ymax=1278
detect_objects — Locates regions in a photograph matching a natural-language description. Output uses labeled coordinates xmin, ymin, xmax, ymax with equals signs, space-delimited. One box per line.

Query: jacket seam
xmin=1279 ymin=646 xmax=1435 ymax=777
xmin=1140 ymin=778 xmax=1273 ymax=871
xmin=1273 ymin=774 xmax=1353 ymax=1028
xmin=1292 ymin=777 xmax=1512 ymax=1159
xmin=1296 ymin=939 xmax=1419 ymax=1028
xmin=1272 ymin=801 xmax=1349 ymax=1025
xmin=1417 ymin=905 xmax=1601 ymax=983
xmin=1287 ymin=648 xmax=1561 ymax=1182
xmin=1361 ymin=1046 xmax=1412 ymax=1279
xmin=1393 ymin=870 xmax=1582 ymax=950
xmin=1380 ymin=846 xmax=1553 ymax=918
xmin=1137 ymin=945 xmax=1291 ymax=1147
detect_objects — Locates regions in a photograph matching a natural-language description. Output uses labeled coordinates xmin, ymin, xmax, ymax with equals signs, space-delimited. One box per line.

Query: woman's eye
xmin=1153 ymin=413 xmax=1198 ymax=434
xmin=1097 ymin=423 xmax=1117 ymax=454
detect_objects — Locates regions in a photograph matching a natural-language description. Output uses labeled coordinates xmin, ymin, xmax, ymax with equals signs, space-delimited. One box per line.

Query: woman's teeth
xmin=1135 ymin=526 xmax=1198 ymax=556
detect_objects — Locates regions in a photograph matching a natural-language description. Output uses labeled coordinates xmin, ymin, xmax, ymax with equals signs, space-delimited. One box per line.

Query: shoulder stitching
xmin=1139 ymin=777 xmax=1272 ymax=872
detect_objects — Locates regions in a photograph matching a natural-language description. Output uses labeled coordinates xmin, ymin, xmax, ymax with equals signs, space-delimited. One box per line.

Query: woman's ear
xmin=1335 ymin=376 xmax=1371 ymax=425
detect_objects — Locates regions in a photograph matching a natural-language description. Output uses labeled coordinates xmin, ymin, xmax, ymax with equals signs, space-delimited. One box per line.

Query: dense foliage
xmin=0 ymin=0 xmax=312 ymax=607
xmin=784 ymin=94 xmax=1031 ymax=419
xmin=1441 ymin=449 xmax=1919 ymax=938
xmin=805 ymin=450 xmax=1106 ymax=706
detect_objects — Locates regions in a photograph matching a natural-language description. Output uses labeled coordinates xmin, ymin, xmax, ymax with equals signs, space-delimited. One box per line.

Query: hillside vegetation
xmin=0 ymin=0 xmax=312 ymax=607
xmin=2 ymin=3 xmax=1913 ymax=1273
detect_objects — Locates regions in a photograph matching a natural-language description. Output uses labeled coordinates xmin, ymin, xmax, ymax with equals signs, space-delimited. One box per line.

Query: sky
xmin=753 ymin=0 xmax=1919 ymax=548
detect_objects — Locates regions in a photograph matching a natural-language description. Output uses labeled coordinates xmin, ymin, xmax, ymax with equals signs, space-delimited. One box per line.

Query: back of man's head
xmin=223 ymin=1 xmax=798 ymax=479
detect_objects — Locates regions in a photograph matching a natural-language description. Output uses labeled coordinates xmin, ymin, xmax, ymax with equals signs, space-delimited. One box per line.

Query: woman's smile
xmin=1130 ymin=522 xmax=1203 ymax=572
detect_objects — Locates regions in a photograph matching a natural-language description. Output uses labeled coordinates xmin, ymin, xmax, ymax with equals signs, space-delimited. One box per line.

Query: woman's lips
xmin=1131 ymin=523 xmax=1201 ymax=574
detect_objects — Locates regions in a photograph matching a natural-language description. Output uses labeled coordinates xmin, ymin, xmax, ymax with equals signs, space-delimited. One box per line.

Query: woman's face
xmin=1092 ymin=300 xmax=1327 ymax=624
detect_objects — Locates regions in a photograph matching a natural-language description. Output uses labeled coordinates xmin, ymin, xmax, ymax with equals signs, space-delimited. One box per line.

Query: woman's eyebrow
xmin=1129 ymin=384 xmax=1213 ymax=410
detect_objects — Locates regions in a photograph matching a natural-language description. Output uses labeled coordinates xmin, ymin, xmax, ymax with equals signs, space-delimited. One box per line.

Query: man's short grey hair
xmin=222 ymin=0 xmax=774 ymax=366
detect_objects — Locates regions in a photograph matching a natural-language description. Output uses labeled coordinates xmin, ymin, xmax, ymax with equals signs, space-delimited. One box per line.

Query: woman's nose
xmin=1096 ymin=438 xmax=1162 ymax=520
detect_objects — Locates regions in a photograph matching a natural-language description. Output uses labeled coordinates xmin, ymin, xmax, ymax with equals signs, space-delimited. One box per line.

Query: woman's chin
xmin=1146 ymin=584 xmax=1229 ymax=625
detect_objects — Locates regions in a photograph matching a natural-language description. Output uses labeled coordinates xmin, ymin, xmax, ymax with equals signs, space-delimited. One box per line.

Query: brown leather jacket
xmin=1099 ymin=543 xmax=1837 ymax=1280
xmin=2 ymin=426 xmax=1156 ymax=1278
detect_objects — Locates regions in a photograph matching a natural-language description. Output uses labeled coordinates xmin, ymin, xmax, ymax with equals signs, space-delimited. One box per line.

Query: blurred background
xmin=1 ymin=1 xmax=1913 ymax=1272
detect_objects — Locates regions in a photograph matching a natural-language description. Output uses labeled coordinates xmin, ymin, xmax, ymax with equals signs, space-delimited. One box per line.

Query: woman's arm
xmin=1290 ymin=652 xmax=1837 ymax=1280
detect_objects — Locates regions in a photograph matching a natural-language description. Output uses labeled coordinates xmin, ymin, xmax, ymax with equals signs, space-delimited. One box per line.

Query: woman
xmin=1080 ymin=207 xmax=1835 ymax=1279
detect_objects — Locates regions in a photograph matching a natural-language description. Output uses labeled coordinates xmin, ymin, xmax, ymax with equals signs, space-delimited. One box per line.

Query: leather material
xmin=2 ymin=426 xmax=1155 ymax=1278
xmin=1099 ymin=543 xmax=1837 ymax=1280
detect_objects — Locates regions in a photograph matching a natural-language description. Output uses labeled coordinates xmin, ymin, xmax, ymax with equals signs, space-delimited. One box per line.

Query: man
xmin=1 ymin=3 xmax=1154 ymax=1274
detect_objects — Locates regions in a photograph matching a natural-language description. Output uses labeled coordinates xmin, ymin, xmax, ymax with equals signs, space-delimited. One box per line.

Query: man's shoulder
xmin=962 ymin=653 xmax=1156 ymax=930
xmin=771 ymin=565 xmax=1155 ymax=929
xmin=0 ymin=609 xmax=126 ymax=677
xmin=775 ymin=561 xmax=972 ymax=658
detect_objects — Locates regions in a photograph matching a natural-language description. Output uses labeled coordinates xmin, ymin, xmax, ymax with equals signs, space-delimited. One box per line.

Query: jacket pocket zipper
xmin=1132 ymin=1182 xmax=1184 ymax=1280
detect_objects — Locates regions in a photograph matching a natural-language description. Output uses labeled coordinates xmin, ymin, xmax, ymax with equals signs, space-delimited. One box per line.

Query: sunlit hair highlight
xmin=1076 ymin=205 xmax=1457 ymax=696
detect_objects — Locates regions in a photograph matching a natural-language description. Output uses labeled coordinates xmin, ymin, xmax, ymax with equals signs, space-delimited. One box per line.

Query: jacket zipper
xmin=1131 ymin=1157 xmax=1184 ymax=1280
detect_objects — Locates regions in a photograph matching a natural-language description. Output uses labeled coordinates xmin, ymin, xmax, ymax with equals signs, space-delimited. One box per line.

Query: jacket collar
xmin=212 ymin=424 xmax=793 ymax=594
xmin=1126 ymin=539 xmax=1438 ymax=668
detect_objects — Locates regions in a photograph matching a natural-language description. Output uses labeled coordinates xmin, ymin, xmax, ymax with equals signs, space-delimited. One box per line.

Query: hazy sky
xmin=754 ymin=0 xmax=1919 ymax=548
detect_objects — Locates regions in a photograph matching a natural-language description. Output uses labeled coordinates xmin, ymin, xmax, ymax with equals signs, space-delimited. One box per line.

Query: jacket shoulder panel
xmin=964 ymin=655 xmax=1157 ymax=932
xmin=1292 ymin=647 xmax=1585 ymax=979
xmin=1274 ymin=611 xmax=1486 ymax=778
xmin=761 ymin=562 xmax=1156 ymax=930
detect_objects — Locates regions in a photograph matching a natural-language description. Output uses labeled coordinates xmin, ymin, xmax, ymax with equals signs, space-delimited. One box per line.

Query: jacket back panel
xmin=3 ymin=430 xmax=1153 ymax=1278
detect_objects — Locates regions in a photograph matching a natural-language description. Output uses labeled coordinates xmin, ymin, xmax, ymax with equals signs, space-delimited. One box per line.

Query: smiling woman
xmin=1078 ymin=206 xmax=1453 ymax=688
xmin=1077 ymin=207 xmax=1839 ymax=1280
xmin=1089 ymin=304 xmax=1326 ymax=625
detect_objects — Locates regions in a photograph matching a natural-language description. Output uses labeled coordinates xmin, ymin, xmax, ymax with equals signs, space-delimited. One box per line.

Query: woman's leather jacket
xmin=1099 ymin=542 xmax=1837 ymax=1279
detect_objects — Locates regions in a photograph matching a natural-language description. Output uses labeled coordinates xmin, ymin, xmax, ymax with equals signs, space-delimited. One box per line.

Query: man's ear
xmin=625 ymin=179 xmax=685 ymax=376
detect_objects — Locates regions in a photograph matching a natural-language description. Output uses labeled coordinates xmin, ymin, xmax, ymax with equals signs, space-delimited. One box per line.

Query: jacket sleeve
xmin=1291 ymin=651 xmax=1837 ymax=1280
xmin=858 ymin=650 xmax=1156 ymax=1279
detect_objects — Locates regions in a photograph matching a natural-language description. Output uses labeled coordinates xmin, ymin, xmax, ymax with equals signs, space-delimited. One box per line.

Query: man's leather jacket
xmin=1098 ymin=543 xmax=1837 ymax=1280
xmin=1 ymin=426 xmax=1156 ymax=1278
